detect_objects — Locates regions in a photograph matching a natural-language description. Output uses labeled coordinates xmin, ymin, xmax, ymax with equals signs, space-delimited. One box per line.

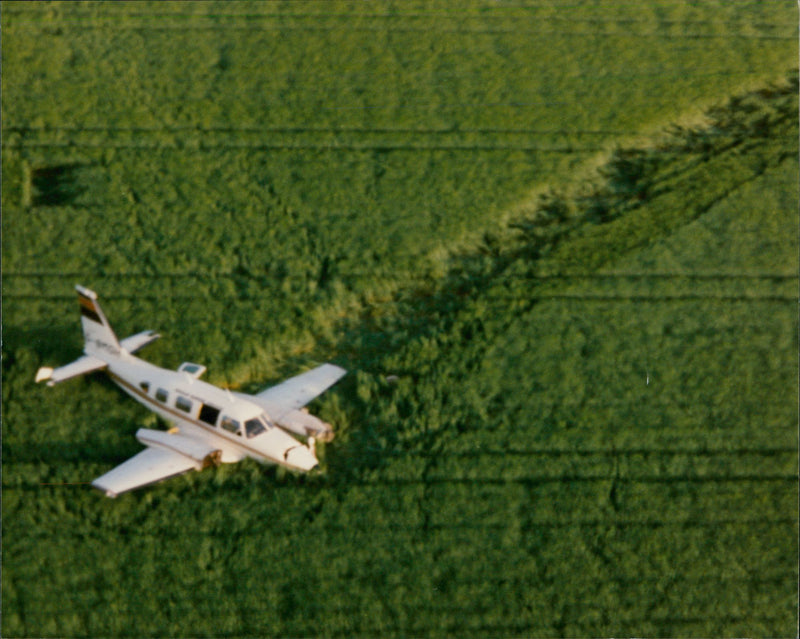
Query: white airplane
xmin=35 ymin=285 xmax=346 ymax=498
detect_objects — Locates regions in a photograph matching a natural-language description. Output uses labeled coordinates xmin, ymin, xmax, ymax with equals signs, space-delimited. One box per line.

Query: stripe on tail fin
xmin=76 ymin=285 xmax=121 ymax=357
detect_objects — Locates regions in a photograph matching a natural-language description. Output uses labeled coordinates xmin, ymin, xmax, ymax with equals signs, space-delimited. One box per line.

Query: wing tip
xmin=90 ymin=480 xmax=118 ymax=498
xmin=35 ymin=367 xmax=54 ymax=383
xmin=325 ymin=363 xmax=347 ymax=377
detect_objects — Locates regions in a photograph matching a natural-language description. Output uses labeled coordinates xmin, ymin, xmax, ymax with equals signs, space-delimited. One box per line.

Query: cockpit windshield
xmin=244 ymin=414 xmax=269 ymax=439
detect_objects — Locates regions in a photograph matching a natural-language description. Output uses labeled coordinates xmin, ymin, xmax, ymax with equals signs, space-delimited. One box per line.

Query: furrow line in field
xmin=1 ymin=506 xmax=795 ymax=532
xmin=410 ymin=447 xmax=800 ymax=457
xmin=7 ymin=475 xmax=795 ymax=491
xmin=2 ymin=141 xmax=605 ymax=152
xmin=3 ymin=126 xmax=632 ymax=135
xmin=7 ymin=23 xmax=796 ymax=39
xmin=33 ymin=597 xmax=793 ymax=622
xmin=5 ymin=293 xmax=795 ymax=302
xmin=5 ymin=272 xmax=796 ymax=280
xmin=8 ymin=607 xmax=792 ymax=637
xmin=25 ymin=595 xmax=799 ymax=614
xmin=0 ymin=69 xmax=770 ymax=93
xmin=2 ymin=9 xmax=793 ymax=29
xmin=318 ymin=575 xmax=800 ymax=590
xmin=324 ymin=617 xmax=793 ymax=638
xmin=0 ymin=85 xmax=780 ymax=114
xmin=13 ymin=601 xmax=795 ymax=626
xmin=6 ymin=443 xmax=797 ymax=465
xmin=354 ymin=475 xmax=798 ymax=485
xmin=474 ymin=294 xmax=798 ymax=302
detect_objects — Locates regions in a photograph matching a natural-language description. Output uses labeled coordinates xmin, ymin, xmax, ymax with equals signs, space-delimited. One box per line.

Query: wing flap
xmin=253 ymin=363 xmax=346 ymax=412
xmin=35 ymin=354 xmax=107 ymax=386
xmin=91 ymin=447 xmax=198 ymax=498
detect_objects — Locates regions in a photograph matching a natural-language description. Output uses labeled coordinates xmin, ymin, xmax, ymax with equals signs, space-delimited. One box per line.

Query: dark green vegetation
xmin=2 ymin=1 xmax=798 ymax=637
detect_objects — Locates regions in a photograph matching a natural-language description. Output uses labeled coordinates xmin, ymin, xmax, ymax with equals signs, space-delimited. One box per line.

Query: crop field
xmin=2 ymin=1 xmax=798 ymax=637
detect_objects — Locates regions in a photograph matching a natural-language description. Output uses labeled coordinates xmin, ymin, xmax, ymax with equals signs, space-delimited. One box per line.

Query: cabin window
xmin=199 ymin=404 xmax=220 ymax=426
xmin=221 ymin=416 xmax=241 ymax=436
xmin=140 ymin=381 xmax=150 ymax=393
xmin=178 ymin=362 xmax=207 ymax=379
xmin=155 ymin=388 xmax=169 ymax=403
xmin=175 ymin=396 xmax=192 ymax=413
xmin=245 ymin=416 xmax=267 ymax=439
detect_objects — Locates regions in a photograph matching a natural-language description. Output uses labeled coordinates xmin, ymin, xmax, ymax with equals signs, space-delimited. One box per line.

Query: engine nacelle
xmin=136 ymin=428 xmax=221 ymax=470
xmin=275 ymin=409 xmax=334 ymax=442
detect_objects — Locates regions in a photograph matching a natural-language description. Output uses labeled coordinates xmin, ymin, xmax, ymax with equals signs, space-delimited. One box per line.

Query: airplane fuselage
xmin=104 ymin=351 xmax=319 ymax=471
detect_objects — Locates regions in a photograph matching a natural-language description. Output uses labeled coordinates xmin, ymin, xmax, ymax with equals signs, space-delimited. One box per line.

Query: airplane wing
xmin=91 ymin=447 xmax=198 ymax=498
xmin=35 ymin=354 xmax=107 ymax=386
xmin=254 ymin=363 xmax=347 ymax=412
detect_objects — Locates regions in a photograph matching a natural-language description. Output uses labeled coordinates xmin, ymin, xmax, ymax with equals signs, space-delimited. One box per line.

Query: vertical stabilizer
xmin=77 ymin=285 xmax=121 ymax=358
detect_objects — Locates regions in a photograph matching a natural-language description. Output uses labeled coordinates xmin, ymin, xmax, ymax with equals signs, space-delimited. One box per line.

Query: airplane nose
xmin=284 ymin=445 xmax=319 ymax=471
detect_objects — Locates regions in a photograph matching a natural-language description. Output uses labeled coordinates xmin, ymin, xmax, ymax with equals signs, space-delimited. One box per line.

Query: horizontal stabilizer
xmin=35 ymin=354 xmax=107 ymax=386
xmin=120 ymin=330 xmax=161 ymax=354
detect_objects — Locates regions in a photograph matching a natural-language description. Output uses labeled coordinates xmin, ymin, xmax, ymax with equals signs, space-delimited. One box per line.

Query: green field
xmin=2 ymin=1 xmax=798 ymax=637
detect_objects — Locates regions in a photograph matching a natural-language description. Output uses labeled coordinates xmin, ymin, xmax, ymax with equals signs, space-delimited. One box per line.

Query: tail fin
xmin=77 ymin=285 xmax=122 ymax=357
xmin=35 ymin=286 xmax=148 ymax=386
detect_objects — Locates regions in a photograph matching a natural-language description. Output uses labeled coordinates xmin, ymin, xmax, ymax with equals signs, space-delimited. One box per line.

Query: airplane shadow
xmin=2 ymin=440 xmax=136 ymax=466
xmin=3 ymin=324 xmax=83 ymax=363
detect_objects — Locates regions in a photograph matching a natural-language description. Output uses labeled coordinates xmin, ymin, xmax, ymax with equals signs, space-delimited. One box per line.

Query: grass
xmin=2 ymin=2 xmax=798 ymax=637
